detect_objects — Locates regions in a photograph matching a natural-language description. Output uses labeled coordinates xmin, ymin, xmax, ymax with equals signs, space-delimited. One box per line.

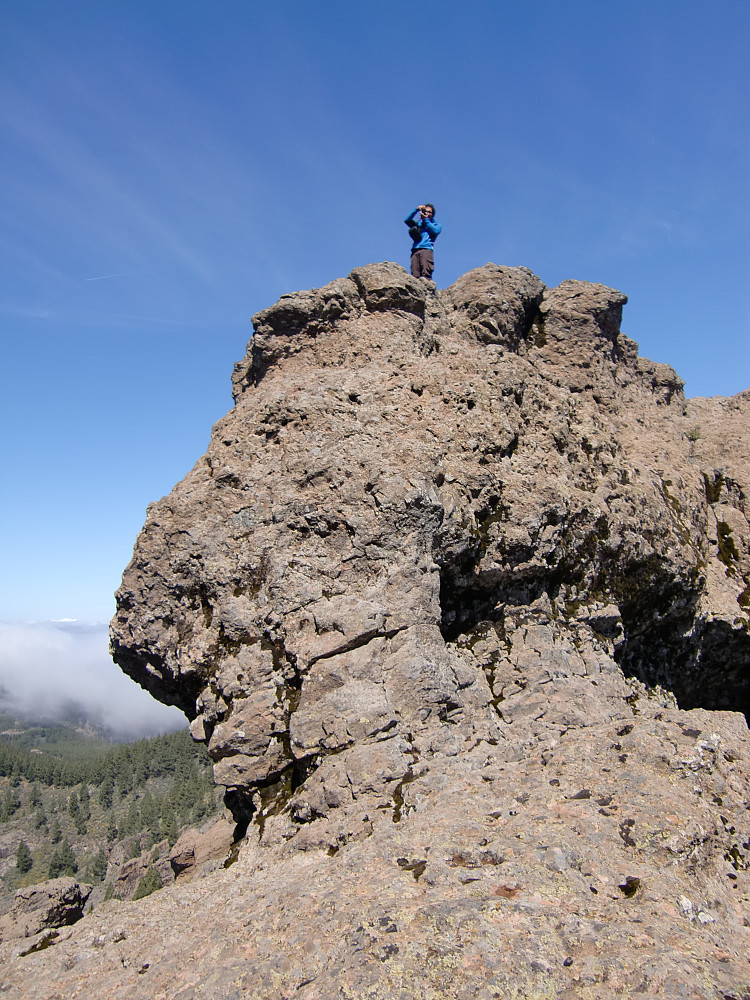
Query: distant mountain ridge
xmin=0 ymin=704 xmax=119 ymax=746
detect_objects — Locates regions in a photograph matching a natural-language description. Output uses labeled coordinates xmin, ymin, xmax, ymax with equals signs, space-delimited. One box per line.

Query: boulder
xmin=168 ymin=817 xmax=235 ymax=881
xmin=0 ymin=878 xmax=92 ymax=941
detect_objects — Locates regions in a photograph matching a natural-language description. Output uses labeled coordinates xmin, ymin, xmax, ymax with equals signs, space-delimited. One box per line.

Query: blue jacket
xmin=405 ymin=208 xmax=442 ymax=250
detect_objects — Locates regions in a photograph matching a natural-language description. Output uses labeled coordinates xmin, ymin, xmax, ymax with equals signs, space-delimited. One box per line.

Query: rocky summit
xmin=4 ymin=262 xmax=750 ymax=998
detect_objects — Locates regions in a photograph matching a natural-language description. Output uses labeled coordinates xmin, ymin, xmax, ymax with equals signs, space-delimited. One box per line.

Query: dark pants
xmin=410 ymin=248 xmax=434 ymax=279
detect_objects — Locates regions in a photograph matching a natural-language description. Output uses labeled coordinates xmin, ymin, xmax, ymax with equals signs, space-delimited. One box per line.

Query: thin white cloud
xmin=0 ymin=620 xmax=185 ymax=738
xmin=0 ymin=81 xmax=220 ymax=288
xmin=84 ymin=271 xmax=140 ymax=282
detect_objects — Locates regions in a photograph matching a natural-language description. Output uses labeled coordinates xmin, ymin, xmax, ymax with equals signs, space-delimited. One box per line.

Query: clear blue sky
xmin=1 ymin=1 xmax=748 ymax=726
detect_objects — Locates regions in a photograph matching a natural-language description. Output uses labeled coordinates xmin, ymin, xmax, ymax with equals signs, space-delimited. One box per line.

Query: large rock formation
xmin=4 ymin=263 xmax=748 ymax=998
xmin=110 ymin=262 xmax=750 ymax=826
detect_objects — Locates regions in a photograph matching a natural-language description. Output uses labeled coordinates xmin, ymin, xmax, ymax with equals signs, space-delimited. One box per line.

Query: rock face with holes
xmin=111 ymin=261 xmax=750 ymax=827
xmin=41 ymin=259 xmax=746 ymax=998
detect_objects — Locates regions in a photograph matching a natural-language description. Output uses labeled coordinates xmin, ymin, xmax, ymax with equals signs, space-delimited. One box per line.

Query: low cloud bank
xmin=0 ymin=620 xmax=186 ymax=738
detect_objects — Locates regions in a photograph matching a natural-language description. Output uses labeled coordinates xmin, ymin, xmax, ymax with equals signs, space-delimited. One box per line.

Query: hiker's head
xmin=422 ymin=203 xmax=435 ymax=219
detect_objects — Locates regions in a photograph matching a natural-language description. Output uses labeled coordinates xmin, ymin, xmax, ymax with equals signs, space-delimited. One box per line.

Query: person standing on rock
xmin=404 ymin=204 xmax=441 ymax=280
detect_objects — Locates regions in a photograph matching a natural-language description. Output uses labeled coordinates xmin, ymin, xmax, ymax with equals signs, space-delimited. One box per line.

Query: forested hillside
xmin=0 ymin=713 xmax=222 ymax=911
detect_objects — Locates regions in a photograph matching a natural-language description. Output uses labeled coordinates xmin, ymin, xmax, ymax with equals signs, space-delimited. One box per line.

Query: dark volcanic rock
xmin=9 ymin=261 xmax=745 ymax=998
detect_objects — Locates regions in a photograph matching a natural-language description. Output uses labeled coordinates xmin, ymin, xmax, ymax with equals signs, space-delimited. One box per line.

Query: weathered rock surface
xmin=110 ymin=261 xmax=750 ymax=812
xmin=168 ymin=816 xmax=235 ymax=881
xmin=2 ymin=701 xmax=749 ymax=997
xmin=4 ymin=262 xmax=748 ymax=997
xmin=110 ymin=846 xmax=174 ymax=901
xmin=0 ymin=878 xmax=92 ymax=943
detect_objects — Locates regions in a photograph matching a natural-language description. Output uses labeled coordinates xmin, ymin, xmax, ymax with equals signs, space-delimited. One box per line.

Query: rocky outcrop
xmin=0 ymin=878 xmax=92 ymax=942
xmin=110 ymin=262 xmax=749 ymax=822
xmin=27 ymin=259 xmax=742 ymax=998
xmin=110 ymin=848 xmax=174 ymax=902
xmin=168 ymin=816 xmax=235 ymax=881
